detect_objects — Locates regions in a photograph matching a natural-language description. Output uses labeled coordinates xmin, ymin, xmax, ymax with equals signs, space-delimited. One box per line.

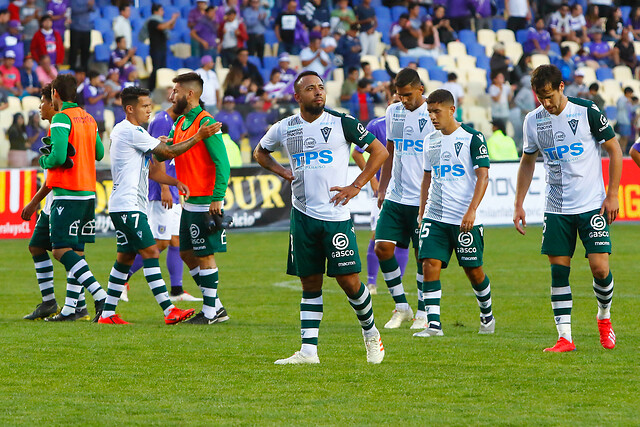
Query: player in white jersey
xmin=255 ymin=71 xmax=388 ymax=365
xmin=99 ymin=86 xmax=219 ymax=325
xmin=21 ymin=84 xmax=107 ymax=320
xmin=374 ymin=68 xmax=435 ymax=330
xmin=415 ymin=89 xmax=494 ymax=338
xmin=514 ymin=65 xmax=622 ymax=352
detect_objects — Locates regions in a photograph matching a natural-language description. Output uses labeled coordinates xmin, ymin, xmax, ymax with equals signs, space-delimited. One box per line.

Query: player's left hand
xmin=21 ymin=201 xmax=38 ymax=221
xmin=161 ymin=185 xmax=174 ymax=208
xmin=460 ymin=209 xmax=476 ymax=233
xmin=600 ymin=195 xmax=619 ymax=224
xmin=329 ymin=184 xmax=360 ymax=206
xmin=209 ymin=200 xmax=223 ymax=215
xmin=159 ymin=136 xmax=173 ymax=144
xmin=176 ymin=181 xmax=190 ymax=200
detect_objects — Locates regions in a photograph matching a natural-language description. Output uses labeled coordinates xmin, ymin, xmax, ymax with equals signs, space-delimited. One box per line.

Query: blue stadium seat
xmin=516 ymin=29 xmax=528 ymax=45
xmin=372 ymin=69 xmax=389 ymax=82
xmin=134 ymin=43 xmax=150 ymax=59
xmin=476 ymin=55 xmax=490 ymax=71
xmin=59 ymin=69 xmax=75 ymax=75
xmin=370 ymin=0 xmax=382 ymax=7
xmin=129 ymin=7 xmax=141 ymax=21
xmin=605 ymin=106 xmax=617 ymax=122
xmin=94 ymin=44 xmax=110 ymax=62
xmin=167 ymin=55 xmax=184 ymax=70
xmin=418 ymin=56 xmax=436 ymax=70
xmin=458 ymin=30 xmax=476 ymax=45
xmin=184 ymin=56 xmax=201 ymax=70
xmin=248 ymin=55 xmax=262 ymax=69
xmin=138 ymin=0 xmax=152 ymax=8
xmin=391 ymin=6 xmax=408 ymax=22
xmin=596 ymin=68 xmax=614 ymax=81
xmin=164 ymin=5 xmax=180 ymax=20
xmin=550 ymin=42 xmax=561 ymax=56
xmin=260 ymin=68 xmax=271 ymax=85
xmin=102 ymin=5 xmax=119 ymax=21
xmin=491 ymin=18 xmax=506 ymax=31
xmin=94 ymin=18 xmax=112 ymax=34
xmin=467 ymin=43 xmax=487 ymax=59
xmin=174 ymin=0 xmax=193 ymax=8
xmin=263 ymin=56 xmax=278 ymax=73
xmin=97 ymin=0 xmax=111 ymax=7
xmin=90 ymin=9 xmax=102 ymax=21
xmin=399 ymin=56 xmax=417 ymax=68
xmin=378 ymin=18 xmax=391 ymax=44
xmin=265 ymin=30 xmax=278 ymax=45
xmin=621 ymin=6 xmax=631 ymax=24
xmin=374 ymin=6 xmax=391 ymax=22
xmin=428 ymin=67 xmax=447 ymax=82
xmin=181 ymin=5 xmax=192 ymax=19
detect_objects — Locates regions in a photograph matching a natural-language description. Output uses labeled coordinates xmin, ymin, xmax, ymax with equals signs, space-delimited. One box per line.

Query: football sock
xmin=143 ymin=258 xmax=174 ymax=316
xmin=416 ymin=261 xmax=425 ymax=318
xmin=199 ymin=268 xmax=218 ymax=319
xmin=300 ymin=290 xmax=323 ymax=357
xmin=127 ymin=254 xmax=144 ymax=279
xmin=348 ymin=283 xmax=378 ymax=338
xmin=379 ymin=256 xmax=409 ymax=310
xmin=61 ymin=271 xmax=82 ymax=316
xmin=76 ymin=285 xmax=86 ymax=311
xmin=366 ymin=239 xmax=378 ymax=285
xmin=81 ymin=256 xmax=107 ymax=301
xmin=472 ymin=275 xmax=493 ymax=323
xmin=166 ymin=246 xmax=184 ymax=294
xmin=33 ymin=253 xmax=55 ymax=302
xmin=59 ymin=251 xmax=102 ymax=316
xmin=423 ymin=280 xmax=442 ymax=329
xmin=102 ymin=261 xmax=131 ymax=318
xmin=593 ymin=271 xmax=613 ymax=320
xmin=551 ymin=264 xmax=572 ymax=341
xmin=395 ymin=246 xmax=409 ymax=276
xmin=214 ymin=295 xmax=223 ymax=311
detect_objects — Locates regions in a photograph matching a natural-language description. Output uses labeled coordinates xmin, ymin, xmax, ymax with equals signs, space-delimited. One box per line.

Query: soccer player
xmin=374 ymin=68 xmax=435 ymax=329
xmin=167 ymin=72 xmax=231 ymax=325
xmin=352 ymin=86 xmax=410 ymax=295
xmin=415 ymin=89 xmax=494 ymax=338
xmin=254 ymin=71 xmax=388 ymax=364
xmin=38 ymin=74 xmax=107 ymax=322
xmin=22 ymin=84 xmax=107 ymax=321
xmin=121 ymin=105 xmax=202 ymax=303
xmin=514 ymin=64 xmax=622 ymax=352
xmin=99 ymin=87 xmax=219 ymax=324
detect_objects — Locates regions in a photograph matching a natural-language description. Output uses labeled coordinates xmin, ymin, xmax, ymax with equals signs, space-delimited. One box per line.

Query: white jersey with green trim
xmin=108 ymin=119 xmax=161 ymax=213
xmin=385 ymin=100 xmax=434 ymax=206
xmin=260 ymin=109 xmax=374 ymax=222
xmin=523 ymin=97 xmax=616 ymax=214
xmin=423 ymin=124 xmax=490 ymax=225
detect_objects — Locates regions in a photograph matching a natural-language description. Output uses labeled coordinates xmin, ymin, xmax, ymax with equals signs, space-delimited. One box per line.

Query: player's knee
xmin=464 ymin=267 xmax=485 ymax=285
xmin=51 ymin=248 xmax=67 ymax=261
xmin=28 ymin=246 xmax=46 ymax=257
xmin=140 ymin=246 xmax=161 ymax=259
xmin=590 ymin=264 xmax=609 ymax=280
xmin=374 ymin=242 xmax=392 ymax=260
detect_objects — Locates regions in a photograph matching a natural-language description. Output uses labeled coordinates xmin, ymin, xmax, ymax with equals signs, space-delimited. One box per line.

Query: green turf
xmin=1 ymin=225 xmax=639 ymax=425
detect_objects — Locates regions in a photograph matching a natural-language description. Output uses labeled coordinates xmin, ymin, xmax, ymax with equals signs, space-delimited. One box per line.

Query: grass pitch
xmin=1 ymin=225 xmax=639 ymax=425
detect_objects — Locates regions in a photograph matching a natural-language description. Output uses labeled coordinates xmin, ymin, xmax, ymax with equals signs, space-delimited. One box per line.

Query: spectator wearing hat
xmin=275 ymin=0 xmax=300 ymax=55
xmin=215 ymin=96 xmax=248 ymax=144
xmin=196 ymin=55 xmax=222 ymax=114
xmin=332 ymin=0 xmax=356 ymax=33
xmin=486 ymin=119 xmax=518 ymax=161
xmin=20 ymin=54 xmax=40 ymax=96
xmin=564 ymin=68 xmax=588 ymax=98
xmin=585 ymin=26 xmax=614 ymax=68
xmin=337 ymin=23 xmax=362 ymax=71
xmin=349 ymin=78 xmax=375 ymax=125
xmin=0 ymin=9 xmax=10 ymax=35
xmin=300 ymin=31 xmax=331 ymax=76
xmin=35 ymin=53 xmax=57 ymax=85
xmin=192 ymin=6 xmax=218 ymax=59
xmin=69 ymin=0 xmax=94 ymax=72
xmin=109 ymin=36 xmax=136 ymax=80
xmin=113 ymin=3 xmax=133 ymax=49
xmin=20 ymin=0 xmax=41 ymax=54
xmin=30 ymin=15 xmax=64 ymax=66
xmin=46 ymin=0 xmax=69 ymax=37
xmin=355 ymin=0 xmax=377 ymax=56
xmin=276 ymin=53 xmax=297 ymax=85
xmin=523 ymin=17 xmax=551 ymax=56
xmin=0 ymin=20 xmax=24 ymax=67
xmin=0 ymin=50 xmax=21 ymax=97
xmin=244 ymin=0 xmax=269 ymax=61
xmin=219 ymin=8 xmax=248 ymax=68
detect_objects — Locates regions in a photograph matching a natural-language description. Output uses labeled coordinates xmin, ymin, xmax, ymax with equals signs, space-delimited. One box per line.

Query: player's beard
xmin=173 ymin=95 xmax=189 ymax=116
xmin=305 ymin=101 xmax=325 ymax=116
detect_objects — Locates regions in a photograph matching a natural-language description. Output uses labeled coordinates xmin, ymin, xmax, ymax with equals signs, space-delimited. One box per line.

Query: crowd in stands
xmin=1 ymin=0 xmax=640 ymax=168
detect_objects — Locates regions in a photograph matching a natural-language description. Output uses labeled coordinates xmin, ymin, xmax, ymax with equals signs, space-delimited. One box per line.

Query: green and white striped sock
xmin=199 ymin=268 xmax=218 ymax=319
xmin=300 ymin=290 xmax=322 ymax=356
xmin=416 ymin=261 xmax=425 ymax=318
xmin=472 ymin=275 xmax=493 ymax=323
xmin=102 ymin=262 xmax=131 ymax=318
xmin=59 ymin=251 xmax=103 ymax=316
xmin=33 ymin=254 xmax=55 ymax=302
xmin=379 ymin=257 xmax=409 ymax=310
xmin=593 ymin=271 xmax=614 ymax=320
xmin=551 ymin=264 xmax=572 ymax=341
xmin=62 ymin=271 xmax=82 ymax=316
xmin=348 ymin=283 xmax=378 ymax=338
xmin=143 ymin=258 xmax=174 ymax=316
xmin=423 ymin=280 xmax=442 ymax=329
xmin=76 ymin=283 xmax=86 ymax=311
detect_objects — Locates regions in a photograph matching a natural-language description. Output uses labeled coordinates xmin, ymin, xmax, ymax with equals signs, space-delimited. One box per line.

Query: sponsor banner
xmin=0 ymin=168 xmax=37 ymax=239
xmin=602 ymin=158 xmax=640 ymax=222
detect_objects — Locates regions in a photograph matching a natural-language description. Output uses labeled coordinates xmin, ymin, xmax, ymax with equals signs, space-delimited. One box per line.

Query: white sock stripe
xmin=189 ymin=267 xmax=200 ymax=277
xmin=67 ymin=271 xmax=74 ymax=279
xmin=301 ymin=296 xmax=323 ymax=305
xmin=86 ymin=283 xmax=100 ymax=293
xmin=301 ymin=328 xmax=319 ymax=338
xmin=78 ymin=292 xmax=86 ymax=301
xmin=424 ymin=290 xmax=442 ymax=299
xmin=477 ymin=298 xmax=492 ymax=308
xmin=417 ymin=289 xmax=423 ymax=299
xmin=199 ymin=268 xmax=218 ymax=276
xmin=426 ymin=305 xmax=441 ymax=315
xmin=593 ymin=281 xmax=614 ymax=293
xmin=416 ymin=274 xmax=423 ymax=282
xmin=42 ymin=294 xmax=55 ymax=302
xmin=474 ymin=287 xmax=491 ymax=297
xmin=77 ymin=271 xmax=93 ymax=284
xmin=69 ymin=259 xmax=88 ymax=275
xmin=147 ymin=279 xmax=166 ymax=289
xmin=551 ymin=286 xmax=572 ymax=295
xmin=382 ymin=267 xmax=401 ymax=281
xmin=36 ymin=272 xmax=54 ymax=280
xmin=555 ymin=315 xmax=571 ymax=324
xmin=480 ymin=311 xmax=493 ymax=318
xmin=108 ymin=283 xmax=126 ymax=293
xmin=67 ymin=284 xmax=83 ymax=293
xmin=552 ymin=300 xmax=573 ymax=309
xmin=34 ymin=260 xmax=53 ymax=269
xmin=143 ymin=267 xmax=162 ymax=276
xmin=300 ymin=311 xmax=323 ymax=320
xmin=110 ymin=269 xmax=129 ymax=281
xmin=354 ymin=301 xmax=373 ymax=315
xmin=387 ymin=284 xmax=405 ymax=297
xmin=38 ymin=281 xmax=54 ymax=291
xmin=202 ymin=288 xmax=217 ymax=297
xmin=214 ymin=298 xmax=223 ymax=310
xmin=349 ymin=287 xmax=371 ymax=305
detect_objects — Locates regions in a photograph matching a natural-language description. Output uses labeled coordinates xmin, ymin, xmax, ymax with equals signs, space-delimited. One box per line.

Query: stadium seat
xmin=372 ymin=69 xmax=389 ymax=82
xmin=21 ymin=96 xmax=40 ymax=113
xmin=463 ymin=105 xmax=490 ymax=123
xmin=133 ymin=56 xmax=150 ymax=79
xmin=436 ymin=55 xmax=456 ymax=71
xmin=496 ymin=29 xmax=515 ymax=44
xmin=605 ymin=105 xmax=617 ymax=122
xmin=6 ymin=96 xmax=21 ymax=114
xmin=263 ymin=56 xmax=278 ymax=73
xmin=550 ymin=42 xmax=561 ymax=57
xmin=399 ymin=56 xmax=418 ymax=68
xmin=216 ymin=68 xmax=229 ymax=85
xmin=156 ymin=68 xmax=177 ymax=89
xmin=184 ymin=56 xmax=201 ymax=70
xmin=390 ymin=5 xmax=408 ymax=21
xmin=466 ymin=81 xmax=488 ymax=101
xmin=417 ymin=67 xmax=429 ymax=84
xmin=134 ymin=43 xmax=150 ymax=59
xmin=447 ymin=41 xmax=467 ymax=58
xmin=613 ymin=65 xmax=633 ymax=82
xmin=332 ymin=68 xmax=344 ymax=84
xmin=90 ymin=30 xmax=104 ymax=53
xmin=428 ymin=67 xmax=447 ymax=82
xmin=425 ymin=80 xmax=442 ymax=95
xmin=476 ymin=55 xmax=490 ymax=71
xmin=104 ymin=108 xmax=115 ymax=134
xmin=620 ymin=5 xmax=631 ymax=23
xmin=418 ymin=56 xmax=437 ymax=70
xmin=384 ymin=55 xmax=400 ymax=73
xmin=248 ymin=55 xmax=262 ymax=70
xmin=491 ymin=18 xmax=507 ymax=31
xmin=94 ymin=44 xmax=111 ymax=62
xmin=561 ymin=41 xmax=580 ymax=55
xmin=94 ymin=18 xmax=112 ymax=35
xmin=477 ymin=29 xmax=496 ymax=49
xmin=325 ymin=81 xmax=342 ymax=108
xmin=516 ymin=29 xmax=528 ymax=45
xmin=576 ymin=67 xmax=596 ymax=85
xmin=596 ymin=68 xmax=614 ymax=81
xmin=601 ymin=79 xmax=622 ymax=105
xmin=467 ymin=43 xmax=487 ymax=60
xmin=456 ymin=55 xmax=476 ymax=70
xmin=288 ymin=55 xmax=301 ymax=70
xmin=466 ymin=68 xmax=487 ymax=87
xmin=102 ymin=5 xmax=119 ymax=21
xmin=504 ymin=42 xmax=523 ymax=63
xmin=264 ymin=30 xmax=278 ymax=46
xmin=176 ymin=67 xmax=193 ymax=75
xmin=458 ymin=30 xmax=476 ymax=45
xmin=531 ymin=54 xmax=550 ymax=69
xmin=374 ymin=6 xmax=391 ymax=22
xmin=622 ymin=79 xmax=640 ymax=95
xmin=167 ymin=55 xmax=184 ymax=70
xmin=361 ymin=55 xmax=380 ymax=70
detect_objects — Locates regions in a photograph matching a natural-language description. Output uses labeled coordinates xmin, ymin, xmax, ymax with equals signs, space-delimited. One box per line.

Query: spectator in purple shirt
xmin=585 ymin=26 xmax=614 ymax=68
xmin=188 ymin=0 xmax=208 ymax=29
xmin=276 ymin=53 xmax=297 ymax=85
xmin=83 ymin=70 xmax=106 ymax=139
xmin=446 ymin=0 xmax=475 ymax=31
xmin=46 ymin=0 xmax=67 ymax=36
xmin=0 ymin=20 xmax=24 ymax=67
xmin=109 ymin=36 xmax=136 ymax=80
xmin=191 ymin=6 xmax=218 ymax=59
xmin=523 ymin=17 xmax=551 ymax=55
xmin=473 ymin=0 xmax=493 ymax=30
xmin=215 ymin=96 xmax=248 ymax=144
xmin=629 ymin=7 xmax=640 ymax=41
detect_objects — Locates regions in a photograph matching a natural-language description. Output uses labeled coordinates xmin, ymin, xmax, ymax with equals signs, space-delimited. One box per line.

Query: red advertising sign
xmin=602 ymin=158 xmax=640 ymax=221
xmin=0 ymin=168 xmax=37 ymax=239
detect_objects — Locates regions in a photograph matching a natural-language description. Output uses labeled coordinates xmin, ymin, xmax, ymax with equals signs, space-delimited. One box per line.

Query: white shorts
xmin=148 ymin=200 xmax=182 ymax=240
xmin=370 ymin=197 xmax=380 ymax=231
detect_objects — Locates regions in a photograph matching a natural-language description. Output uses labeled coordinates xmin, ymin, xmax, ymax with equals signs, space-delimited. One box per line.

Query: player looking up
xmin=254 ymin=71 xmax=389 ymax=364
xmin=415 ymin=89 xmax=494 ymax=338
xmin=514 ymin=64 xmax=622 ymax=352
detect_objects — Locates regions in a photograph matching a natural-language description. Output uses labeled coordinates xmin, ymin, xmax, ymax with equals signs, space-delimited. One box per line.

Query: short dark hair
xmin=237 ymin=47 xmax=249 ymax=55
xmin=119 ymin=3 xmax=130 ymax=12
xmin=151 ymin=3 xmax=163 ymax=13
xmin=52 ymin=74 xmax=77 ymax=102
xmin=172 ymin=72 xmax=204 ymax=92
xmin=347 ymin=66 xmax=359 ymax=75
xmin=270 ymin=68 xmax=280 ymax=78
xmin=426 ymin=89 xmax=454 ymax=105
xmin=560 ymin=46 xmax=570 ymax=56
xmin=361 ymin=61 xmax=370 ymax=69
xmin=490 ymin=69 xmax=504 ymax=80
xmin=39 ymin=15 xmax=52 ymax=25
xmin=530 ymin=64 xmax=563 ymax=91
xmin=206 ymin=5 xmax=215 ymax=12
xmin=41 ymin=84 xmax=52 ymax=102
xmin=116 ymin=36 xmax=125 ymax=44
xmin=395 ymin=68 xmax=422 ymax=88
xmin=447 ymin=72 xmax=457 ymax=81
xmin=624 ymin=86 xmax=634 ymax=94
xmin=88 ymin=70 xmax=101 ymax=80
xmin=121 ymin=86 xmax=150 ymax=109
xmin=589 ymin=83 xmax=599 ymax=91
xmin=294 ymin=70 xmax=323 ymax=93
xmin=357 ymin=78 xmax=371 ymax=89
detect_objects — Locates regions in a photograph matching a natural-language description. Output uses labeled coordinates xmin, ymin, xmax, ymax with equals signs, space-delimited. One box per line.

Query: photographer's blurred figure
xmin=486 ymin=119 xmax=518 ymax=161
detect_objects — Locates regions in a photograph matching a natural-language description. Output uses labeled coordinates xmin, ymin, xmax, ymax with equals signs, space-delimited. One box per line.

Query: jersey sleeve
xmin=385 ymin=106 xmax=393 ymax=144
xmin=470 ymin=132 xmax=490 ymax=169
xmin=132 ymin=127 xmax=161 ymax=153
xmin=341 ymin=114 xmax=375 ymax=149
xmin=200 ymin=115 xmax=230 ymax=202
xmin=40 ymin=112 xmax=71 ymax=169
xmin=259 ymin=120 xmax=282 ymax=152
xmin=586 ymin=102 xmax=616 ymax=143
xmin=95 ymin=130 xmax=104 ymax=161
xmin=423 ymin=137 xmax=432 ymax=172
xmin=522 ymin=113 xmax=539 ymax=154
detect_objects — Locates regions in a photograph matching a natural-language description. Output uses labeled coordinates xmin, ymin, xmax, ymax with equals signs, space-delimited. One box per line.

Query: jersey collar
xmin=184 ymin=105 xmax=204 ymax=121
xmin=61 ymin=102 xmax=78 ymax=110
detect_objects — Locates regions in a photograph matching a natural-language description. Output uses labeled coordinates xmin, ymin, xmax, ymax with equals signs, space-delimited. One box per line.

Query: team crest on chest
xmin=320 ymin=127 xmax=332 ymax=142
xmin=568 ymin=119 xmax=579 ymax=135
xmin=454 ymin=141 xmax=463 ymax=157
xmin=419 ymin=118 xmax=428 ymax=133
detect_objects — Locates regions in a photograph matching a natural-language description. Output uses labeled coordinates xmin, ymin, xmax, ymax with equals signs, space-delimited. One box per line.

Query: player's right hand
xmin=377 ymin=189 xmax=386 ymax=209
xmin=21 ymin=201 xmax=37 ymax=221
xmin=198 ymin=122 xmax=222 ymax=140
xmin=176 ymin=181 xmax=190 ymax=200
xmin=161 ymin=185 xmax=173 ymax=209
xmin=513 ymin=206 xmax=527 ymax=235
xmin=281 ymin=169 xmax=294 ymax=183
